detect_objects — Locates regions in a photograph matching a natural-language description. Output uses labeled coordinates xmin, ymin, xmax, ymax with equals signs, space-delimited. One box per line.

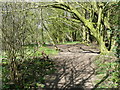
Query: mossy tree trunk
xmin=69 ymin=5 xmax=109 ymax=53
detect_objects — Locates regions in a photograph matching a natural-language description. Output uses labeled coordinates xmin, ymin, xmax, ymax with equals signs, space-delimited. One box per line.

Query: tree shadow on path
xmin=43 ymin=56 xmax=96 ymax=89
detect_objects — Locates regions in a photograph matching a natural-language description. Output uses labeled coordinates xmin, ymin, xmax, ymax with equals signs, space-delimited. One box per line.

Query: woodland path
xmin=45 ymin=44 xmax=100 ymax=89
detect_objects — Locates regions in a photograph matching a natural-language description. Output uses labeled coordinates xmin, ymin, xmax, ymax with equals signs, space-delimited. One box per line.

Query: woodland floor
xmin=43 ymin=43 xmax=100 ymax=89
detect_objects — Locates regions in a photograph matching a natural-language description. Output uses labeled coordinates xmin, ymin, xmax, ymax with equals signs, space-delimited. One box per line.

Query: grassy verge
xmin=25 ymin=46 xmax=58 ymax=57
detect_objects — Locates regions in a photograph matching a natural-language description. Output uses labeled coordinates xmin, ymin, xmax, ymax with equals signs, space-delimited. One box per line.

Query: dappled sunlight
xmin=2 ymin=57 xmax=56 ymax=89
xmin=43 ymin=44 xmax=98 ymax=89
xmin=1 ymin=1 xmax=119 ymax=89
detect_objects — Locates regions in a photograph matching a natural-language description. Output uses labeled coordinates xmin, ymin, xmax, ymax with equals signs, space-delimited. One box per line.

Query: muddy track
xmin=45 ymin=44 xmax=100 ymax=89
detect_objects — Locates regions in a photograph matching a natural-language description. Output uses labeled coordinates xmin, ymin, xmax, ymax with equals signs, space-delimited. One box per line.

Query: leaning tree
xmin=40 ymin=1 xmax=119 ymax=54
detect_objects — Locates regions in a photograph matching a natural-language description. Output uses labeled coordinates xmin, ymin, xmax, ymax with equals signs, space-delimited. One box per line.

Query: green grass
xmin=39 ymin=46 xmax=58 ymax=56
xmin=2 ymin=45 xmax=58 ymax=65
xmin=59 ymin=41 xmax=91 ymax=46
xmin=60 ymin=41 xmax=81 ymax=45
xmin=25 ymin=45 xmax=58 ymax=57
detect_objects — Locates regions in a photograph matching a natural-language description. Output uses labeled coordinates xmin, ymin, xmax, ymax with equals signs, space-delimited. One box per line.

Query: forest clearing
xmin=0 ymin=1 xmax=120 ymax=89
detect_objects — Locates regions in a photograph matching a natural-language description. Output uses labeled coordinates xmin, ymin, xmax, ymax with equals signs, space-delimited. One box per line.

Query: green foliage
xmin=95 ymin=55 xmax=118 ymax=88
xmin=114 ymin=29 xmax=120 ymax=88
xmin=115 ymin=33 xmax=120 ymax=58
xmin=2 ymin=57 xmax=56 ymax=89
xmin=1 ymin=2 xmax=119 ymax=89
xmin=2 ymin=44 xmax=58 ymax=89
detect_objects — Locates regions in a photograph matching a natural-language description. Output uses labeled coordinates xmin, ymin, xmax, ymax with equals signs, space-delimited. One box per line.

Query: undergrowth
xmin=94 ymin=55 xmax=118 ymax=88
xmin=2 ymin=45 xmax=58 ymax=89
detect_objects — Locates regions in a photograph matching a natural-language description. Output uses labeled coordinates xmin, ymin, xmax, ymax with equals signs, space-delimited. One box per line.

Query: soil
xmin=44 ymin=43 xmax=100 ymax=89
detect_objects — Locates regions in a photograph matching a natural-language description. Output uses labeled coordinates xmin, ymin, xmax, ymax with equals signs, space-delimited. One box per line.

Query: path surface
xmin=45 ymin=44 xmax=100 ymax=89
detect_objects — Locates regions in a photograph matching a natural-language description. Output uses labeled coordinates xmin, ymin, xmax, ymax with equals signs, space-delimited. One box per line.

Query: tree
xmin=45 ymin=1 xmax=119 ymax=54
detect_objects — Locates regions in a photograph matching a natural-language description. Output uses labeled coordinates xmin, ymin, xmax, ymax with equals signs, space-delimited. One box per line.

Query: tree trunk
xmin=73 ymin=9 xmax=109 ymax=53
xmin=82 ymin=26 xmax=87 ymax=42
xmin=97 ymin=35 xmax=109 ymax=54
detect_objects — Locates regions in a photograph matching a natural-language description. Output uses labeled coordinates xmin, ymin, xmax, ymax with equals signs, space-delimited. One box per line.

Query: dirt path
xmin=45 ymin=44 xmax=100 ymax=89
